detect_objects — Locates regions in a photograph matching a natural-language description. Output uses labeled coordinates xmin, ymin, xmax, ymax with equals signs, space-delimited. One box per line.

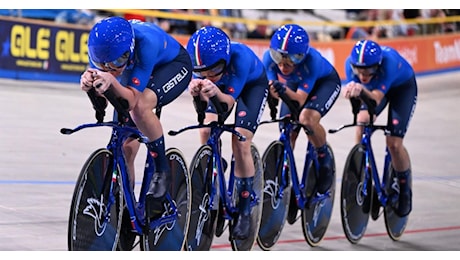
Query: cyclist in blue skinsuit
xmin=342 ymin=39 xmax=417 ymax=217
xmin=79 ymin=16 xmax=192 ymax=218
xmin=263 ymin=24 xmax=341 ymax=195
xmin=186 ymin=26 xmax=268 ymax=240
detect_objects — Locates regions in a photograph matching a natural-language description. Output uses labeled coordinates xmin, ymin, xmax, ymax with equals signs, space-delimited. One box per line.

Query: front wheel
xmin=340 ymin=144 xmax=371 ymax=244
xmin=141 ymin=148 xmax=191 ymax=250
xmin=230 ymin=143 xmax=264 ymax=251
xmin=68 ymin=148 xmax=124 ymax=251
xmin=301 ymin=143 xmax=336 ymax=247
xmin=256 ymin=141 xmax=291 ymax=251
xmin=185 ymin=145 xmax=217 ymax=251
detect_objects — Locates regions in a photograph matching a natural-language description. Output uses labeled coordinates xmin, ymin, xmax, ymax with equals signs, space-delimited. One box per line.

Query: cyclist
xmin=263 ymin=24 xmax=341 ymax=195
xmin=79 ymin=16 xmax=192 ymax=218
xmin=186 ymin=26 xmax=268 ymax=240
xmin=342 ymin=39 xmax=417 ymax=217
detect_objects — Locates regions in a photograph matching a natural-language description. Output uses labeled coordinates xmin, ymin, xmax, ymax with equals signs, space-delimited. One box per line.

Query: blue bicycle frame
xmin=359 ymin=120 xmax=393 ymax=208
xmin=62 ymin=121 xmax=178 ymax=232
xmin=262 ymin=116 xmax=330 ymax=210
xmin=170 ymin=121 xmax=248 ymax=219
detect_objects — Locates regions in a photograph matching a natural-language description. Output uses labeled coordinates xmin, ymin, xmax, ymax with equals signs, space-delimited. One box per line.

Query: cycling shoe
xmin=145 ymin=172 xmax=171 ymax=219
xmin=232 ymin=213 xmax=251 ymax=240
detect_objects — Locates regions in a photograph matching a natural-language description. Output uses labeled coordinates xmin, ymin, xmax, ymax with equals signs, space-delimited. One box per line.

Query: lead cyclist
xmin=79 ymin=16 xmax=192 ymax=219
xmin=342 ymin=39 xmax=418 ymax=217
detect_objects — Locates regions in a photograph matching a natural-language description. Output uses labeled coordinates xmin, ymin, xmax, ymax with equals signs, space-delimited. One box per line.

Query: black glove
xmin=272 ymin=80 xmax=286 ymax=95
xmin=267 ymin=94 xmax=279 ymax=120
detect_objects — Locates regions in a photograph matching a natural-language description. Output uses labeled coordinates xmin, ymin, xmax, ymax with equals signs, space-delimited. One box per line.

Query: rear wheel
xmin=340 ymin=144 xmax=371 ymax=244
xmin=184 ymin=145 xmax=217 ymax=251
xmin=142 ymin=148 xmax=191 ymax=250
xmin=256 ymin=141 xmax=290 ymax=251
xmin=68 ymin=148 xmax=123 ymax=251
xmin=230 ymin=143 xmax=264 ymax=251
xmin=301 ymin=143 xmax=336 ymax=247
xmin=384 ymin=157 xmax=410 ymax=241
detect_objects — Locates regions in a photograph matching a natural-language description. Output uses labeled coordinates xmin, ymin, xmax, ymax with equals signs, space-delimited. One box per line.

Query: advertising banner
xmin=1 ymin=16 xmax=459 ymax=84
xmin=0 ymin=17 xmax=89 ymax=83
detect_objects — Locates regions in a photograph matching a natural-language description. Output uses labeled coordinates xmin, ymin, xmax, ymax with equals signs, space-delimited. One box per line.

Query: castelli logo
xmin=132 ymin=77 xmax=140 ymax=86
xmin=238 ymin=111 xmax=247 ymax=117
xmin=392 ymin=119 xmax=399 ymax=125
xmin=241 ymin=191 xmax=250 ymax=198
xmin=228 ymin=86 xmax=235 ymax=94
xmin=149 ymin=151 xmax=158 ymax=158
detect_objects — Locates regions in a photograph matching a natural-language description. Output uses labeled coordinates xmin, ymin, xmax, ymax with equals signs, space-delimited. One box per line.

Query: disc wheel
xmin=384 ymin=158 xmax=410 ymax=241
xmin=301 ymin=143 xmax=336 ymax=247
xmin=256 ymin=141 xmax=291 ymax=251
xmin=184 ymin=145 xmax=217 ymax=251
xmin=340 ymin=144 xmax=371 ymax=244
xmin=68 ymin=148 xmax=123 ymax=251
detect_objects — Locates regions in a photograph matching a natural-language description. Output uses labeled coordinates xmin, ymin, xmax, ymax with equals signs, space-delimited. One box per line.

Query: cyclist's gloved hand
xmin=271 ymin=80 xmax=286 ymax=95
xmin=267 ymin=94 xmax=279 ymax=120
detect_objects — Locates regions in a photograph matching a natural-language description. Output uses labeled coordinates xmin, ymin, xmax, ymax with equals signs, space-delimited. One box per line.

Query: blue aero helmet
xmin=88 ymin=16 xmax=135 ymax=70
xmin=270 ymin=24 xmax=310 ymax=65
xmin=186 ymin=26 xmax=230 ymax=77
xmin=350 ymin=39 xmax=383 ymax=68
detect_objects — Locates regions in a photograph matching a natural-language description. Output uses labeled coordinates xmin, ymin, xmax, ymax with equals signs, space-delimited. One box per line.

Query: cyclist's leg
xmin=139 ymin=50 xmax=192 ymax=217
xmin=384 ymin=162 xmax=410 ymax=241
xmin=302 ymin=72 xmax=341 ymax=194
xmin=122 ymin=137 xmax=140 ymax=190
xmin=385 ymin=77 xmax=417 ymax=217
xmin=144 ymin=135 xmax=172 ymax=218
xmin=232 ymin=143 xmax=263 ymax=251
xmin=231 ymin=129 xmax=255 ymax=240
xmin=230 ymin=75 xmax=267 ymax=242
xmin=300 ymin=109 xmax=333 ymax=194
xmin=142 ymin=148 xmax=190 ymax=251
xmin=387 ymin=136 xmax=412 ymax=217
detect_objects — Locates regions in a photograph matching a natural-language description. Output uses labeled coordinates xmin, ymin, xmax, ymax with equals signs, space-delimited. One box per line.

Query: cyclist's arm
xmin=195 ymin=78 xmax=234 ymax=113
xmin=91 ymin=69 xmax=139 ymax=111
xmin=214 ymin=89 xmax=235 ymax=112
xmin=361 ymin=87 xmax=384 ymax=106
xmin=285 ymin=85 xmax=307 ymax=108
xmin=110 ymin=80 xmax=140 ymax=111
xmin=343 ymin=81 xmax=384 ymax=106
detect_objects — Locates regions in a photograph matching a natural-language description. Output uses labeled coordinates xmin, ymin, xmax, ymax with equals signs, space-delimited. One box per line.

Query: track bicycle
xmin=256 ymin=92 xmax=336 ymax=250
xmin=63 ymin=87 xmax=191 ymax=250
xmin=328 ymin=93 xmax=411 ymax=244
xmin=168 ymin=96 xmax=263 ymax=251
